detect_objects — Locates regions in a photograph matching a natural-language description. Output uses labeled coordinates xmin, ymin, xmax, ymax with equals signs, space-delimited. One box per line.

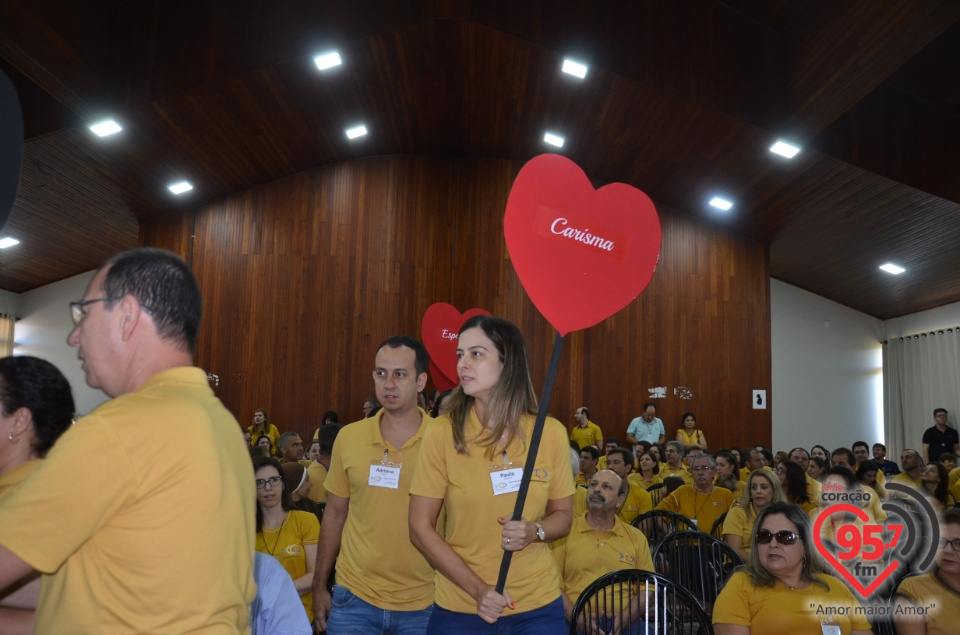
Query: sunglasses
xmin=756 ymin=529 xmax=800 ymax=546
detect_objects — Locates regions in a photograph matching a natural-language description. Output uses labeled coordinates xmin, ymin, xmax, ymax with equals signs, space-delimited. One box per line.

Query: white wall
xmin=883 ymin=300 xmax=960 ymax=339
xmin=770 ymin=279 xmax=885 ymax=453
xmin=14 ymin=270 xmax=108 ymax=415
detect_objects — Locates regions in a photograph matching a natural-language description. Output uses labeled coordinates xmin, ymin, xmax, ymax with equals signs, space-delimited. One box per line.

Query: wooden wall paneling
xmin=140 ymin=155 xmax=770 ymax=453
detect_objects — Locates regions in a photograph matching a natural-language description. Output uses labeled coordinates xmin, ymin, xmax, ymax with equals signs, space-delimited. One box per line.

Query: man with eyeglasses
xmin=894 ymin=507 xmax=960 ymax=634
xmin=656 ymin=454 xmax=733 ymax=531
xmin=0 ymin=248 xmax=255 ymax=633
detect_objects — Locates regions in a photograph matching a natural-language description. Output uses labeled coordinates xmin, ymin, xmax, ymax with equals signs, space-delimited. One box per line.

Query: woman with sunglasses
xmin=895 ymin=507 xmax=960 ymax=634
xmin=254 ymin=456 xmax=320 ymax=624
xmin=714 ymin=502 xmax=872 ymax=634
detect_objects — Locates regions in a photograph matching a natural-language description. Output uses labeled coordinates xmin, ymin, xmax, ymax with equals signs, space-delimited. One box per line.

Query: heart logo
xmin=504 ymin=154 xmax=662 ymax=336
xmin=813 ymin=503 xmax=901 ymax=597
xmin=429 ymin=360 xmax=455 ymax=393
xmin=421 ymin=303 xmax=492 ymax=388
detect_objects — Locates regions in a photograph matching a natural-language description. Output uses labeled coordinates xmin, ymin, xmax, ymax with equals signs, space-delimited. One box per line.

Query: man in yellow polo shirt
xmin=0 ymin=248 xmax=255 ymax=633
xmin=657 ymin=454 xmax=734 ymax=531
xmin=552 ymin=469 xmax=654 ymax=630
xmin=660 ymin=441 xmax=694 ymax=485
xmin=313 ymin=335 xmax=435 ymax=632
xmin=570 ymin=407 xmax=604 ymax=451
xmin=605 ymin=448 xmax=653 ymax=525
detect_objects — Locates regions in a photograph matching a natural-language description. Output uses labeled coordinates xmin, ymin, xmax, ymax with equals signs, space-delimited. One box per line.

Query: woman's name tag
xmin=490 ymin=468 xmax=523 ymax=495
xmin=369 ymin=464 xmax=401 ymax=489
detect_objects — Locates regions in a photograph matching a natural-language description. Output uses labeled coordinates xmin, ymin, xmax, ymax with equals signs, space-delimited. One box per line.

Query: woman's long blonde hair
xmin=441 ymin=316 xmax=537 ymax=457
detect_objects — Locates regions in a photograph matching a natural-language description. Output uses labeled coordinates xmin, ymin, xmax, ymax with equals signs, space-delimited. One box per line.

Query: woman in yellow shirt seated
xmin=775 ymin=460 xmax=819 ymax=515
xmin=921 ymin=462 xmax=957 ymax=511
xmin=722 ymin=468 xmax=785 ymax=560
xmin=675 ymin=412 xmax=707 ymax=451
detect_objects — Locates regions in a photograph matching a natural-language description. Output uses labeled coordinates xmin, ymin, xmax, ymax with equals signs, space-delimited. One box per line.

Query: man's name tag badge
xmin=368 ymin=464 xmax=401 ymax=489
xmin=490 ymin=468 xmax=523 ymax=495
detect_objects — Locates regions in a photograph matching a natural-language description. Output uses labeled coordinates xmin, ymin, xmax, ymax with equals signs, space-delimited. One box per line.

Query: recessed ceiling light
xmin=0 ymin=237 xmax=20 ymax=249
xmin=543 ymin=132 xmax=565 ymax=148
xmin=561 ymin=59 xmax=588 ymax=79
xmin=345 ymin=125 xmax=367 ymax=139
xmin=168 ymin=181 xmax=193 ymax=195
xmin=769 ymin=140 xmax=801 ymax=159
xmin=89 ymin=119 xmax=122 ymax=137
xmin=709 ymin=197 xmax=733 ymax=211
xmin=314 ymin=51 xmax=342 ymax=71
xmin=879 ymin=263 xmax=905 ymax=275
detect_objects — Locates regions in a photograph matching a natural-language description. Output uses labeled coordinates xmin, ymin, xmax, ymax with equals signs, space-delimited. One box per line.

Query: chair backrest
xmin=569 ymin=568 xmax=712 ymax=635
xmin=646 ymin=483 xmax=666 ymax=508
xmin=709 ymin=512 xmax=727 ymax=539
xmin=631 ymin=510 xmax=699 ymax=551
xmin=651 ymin=530 xmax=744 ymax=613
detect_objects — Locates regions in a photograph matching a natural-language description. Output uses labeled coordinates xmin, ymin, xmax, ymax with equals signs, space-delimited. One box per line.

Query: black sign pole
xmin=494 ymin=331 xmax=565 ymax=594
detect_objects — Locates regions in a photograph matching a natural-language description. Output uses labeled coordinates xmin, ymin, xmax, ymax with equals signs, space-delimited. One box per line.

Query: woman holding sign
xmin=410 ymin=316 xmax=575 ymax=633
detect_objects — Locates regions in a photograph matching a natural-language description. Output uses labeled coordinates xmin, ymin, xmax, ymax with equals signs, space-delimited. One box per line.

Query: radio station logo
xmin=813 ymin=482 xmax=940 ymax=598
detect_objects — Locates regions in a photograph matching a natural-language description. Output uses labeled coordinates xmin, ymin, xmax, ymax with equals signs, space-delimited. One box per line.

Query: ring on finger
xmin=505 ymin=537 xmax=510 ymax=545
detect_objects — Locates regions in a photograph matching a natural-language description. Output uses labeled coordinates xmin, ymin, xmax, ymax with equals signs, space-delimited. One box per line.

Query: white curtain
xmin=0 ymin=313 xmax=13 ymax=357
xmin=883 ymin=328 xmax=960 ymax=457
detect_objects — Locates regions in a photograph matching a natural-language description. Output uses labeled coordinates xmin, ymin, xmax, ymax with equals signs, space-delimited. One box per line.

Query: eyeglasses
xmin=690 ymin=465 xmax=714 ymax=472
xmin=70 ymin=297 xmax=122 ymax=325
xmin=774 ymin=468 xmax=787 ymax=475
xmin=756 ymin=529 xmax=799 ymax=546
xmin=938 ymin=537 xmax=960 ymax=550
xmin=70 ymin=296 xmax=154 ymax=325
xmin=255 ymin=476 xmax=283 ymax=489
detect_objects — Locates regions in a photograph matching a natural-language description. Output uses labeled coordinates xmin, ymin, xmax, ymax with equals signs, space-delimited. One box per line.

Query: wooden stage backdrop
xmin=140 ymin=155 xmax=771 ymax=451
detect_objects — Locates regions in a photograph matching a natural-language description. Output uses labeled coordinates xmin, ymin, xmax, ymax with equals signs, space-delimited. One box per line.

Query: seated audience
xmin=577 ymin=445 xmax=600 ymax=487
xmin=723 ymin=468 xmax=785 ymax=560
xmin=818 ymin=467 xmax=886 ymax=544
xmin=810 ymin=444 xmax=831 ymax=467
xmin=715 ymin=450 xmax=745 ymax=499
xmin=249 ymin=408 xmax=280 ymax=453
xmin=305 ymin=440 xmax=321 ymax=462
xmin=254 ymin=456 xmax=320 ymax=623
xmin=894 ymin=507 xmax=960 ymax=635
xmin=856 ymin=460 xmax=887 ymax=499
xmin=277 ymin=431 xmax=304 ymax=463
xmin=310 ymin=410 xmax=340 ymax=441
xmin=0 ymin=356 xmax=75 ymax=633
xmin=872 ymin=442 xmax=900 ymax=476
xmin=890 ymin=449 xmax=924 ymax=492
xmin=597 ymin=438 xmax=620 ymax=470
xmin=939 ymin=452 xmax=956 ymax=471
xmin=552 ymin=469 xmax=654 ymax=633
xmin=281 ymin=461 xmax=324 ymax=523
xmin=806 ymin=455 xmax=827 ymax=482
xmin=851 ymin=441 xmax=871 ymax=469
xmin=630 ymin=450 xmax=662 ymax=489
xmin=830 ymin=447 xmax=855 ymax=471
xmin=605 ymin=448 xmax=653 ymax=525
xmin=660 ymin=440 xmax=693 ymax=484
xmin=657 ymin=454 xmax=734 ymax=531
xmin=713 ymin=502 xmax=872 ymax=634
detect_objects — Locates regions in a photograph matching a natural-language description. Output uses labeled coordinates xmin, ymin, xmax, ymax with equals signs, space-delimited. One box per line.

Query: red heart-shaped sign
xmin=429 ymin=360 xmax=456 ymax=393
xmin=813 ymin=503 xmax=901 ymax=597
xmin=504 ymin=154 xmax=661 ymax=336
xmin=421 ymin=303 xmax=492 ymax=387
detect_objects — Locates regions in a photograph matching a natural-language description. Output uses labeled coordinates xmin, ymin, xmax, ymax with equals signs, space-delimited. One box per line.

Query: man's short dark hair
xmin=580 ymin=407 xmax=590 ymax=418
xmin=605 ymin=438 xmax=620 ymax=446
xmin=642 ymin=402 xmax=656 ymax=411
xmin=873 ymin=443 xmax=886 ymax=452
xmin=102 ymin=248 xmax=202 ymax=352
xmin=0 ymin=356 xmax=75 ymax=457
xmin=318 ymin=423 xmax=343 ymax=456
xmin=580 ymin=446 xmax=600 ymax=461
xmin=760 ymin=448 xmax=773 ymax=464
xmin=377 ymin=335 xmax=430 ymax=376
xmin=934 ymin=407 xmax=948 ymax=417
xmin=831 ymin=447 xmax=855 ymax=465
xmin=608 ymin=447 xmax=635 ymax=469
xmin=852 ymin=441 xmax=869 ymax=452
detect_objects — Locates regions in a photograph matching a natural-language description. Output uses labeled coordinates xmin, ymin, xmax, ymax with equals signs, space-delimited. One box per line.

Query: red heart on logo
xmin=504 ymin=154 xmax=662 ymax=336
xmin=421 ymin=303 xmax=492 ymax=387
xmin=813 ymin=503 xmax=901 ymax=597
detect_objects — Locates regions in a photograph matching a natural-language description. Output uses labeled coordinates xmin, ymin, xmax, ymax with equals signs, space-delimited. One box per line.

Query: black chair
xmin=569 ymin=569 xmax=712 ymax=635
xmin=709 ymin=512 xmax=727 ymax=539
xmin=631 ymin=510 xmax=699 ymax=551
xmin=652 ymin=530 xmax=743 ymax=615
xmin=646 ymin=483 xmax=667 ymax=508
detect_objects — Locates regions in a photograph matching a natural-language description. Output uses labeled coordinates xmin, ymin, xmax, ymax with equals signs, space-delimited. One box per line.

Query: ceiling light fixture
xmin=769 ymin=140 xmax=801 ymax=158
xmin=0 ymin=237 xmax=20 ymax=249
xmin=709 ymin=197 xmax=733 ymax=211
xmin=561 ymin=59 xmax=588 ymax=79
xmin=543 ymin=132 xmax=565 ymax=148
xmin=314 ymin=51 xmax=342 ymax=71
xmin=89 ymin=119 xmax=123 ymax=137
xmin=345 ymin=125 xmax=367 ymax=139
xmin=168 ymin=181 xmax=193 ymax=195
xmin=879 ymin=263 xmax=905 ymax=275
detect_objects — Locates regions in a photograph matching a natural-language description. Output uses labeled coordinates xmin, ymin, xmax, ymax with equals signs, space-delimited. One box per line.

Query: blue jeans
xmin=426 ymin=597 xmax=566 ymax=635
xmin=326 ymin=585 xmax=432 ymax=634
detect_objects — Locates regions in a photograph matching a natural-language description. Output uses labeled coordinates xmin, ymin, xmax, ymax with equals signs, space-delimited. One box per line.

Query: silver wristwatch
xmin=535 ymin=523 xmax=546 ymax=542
